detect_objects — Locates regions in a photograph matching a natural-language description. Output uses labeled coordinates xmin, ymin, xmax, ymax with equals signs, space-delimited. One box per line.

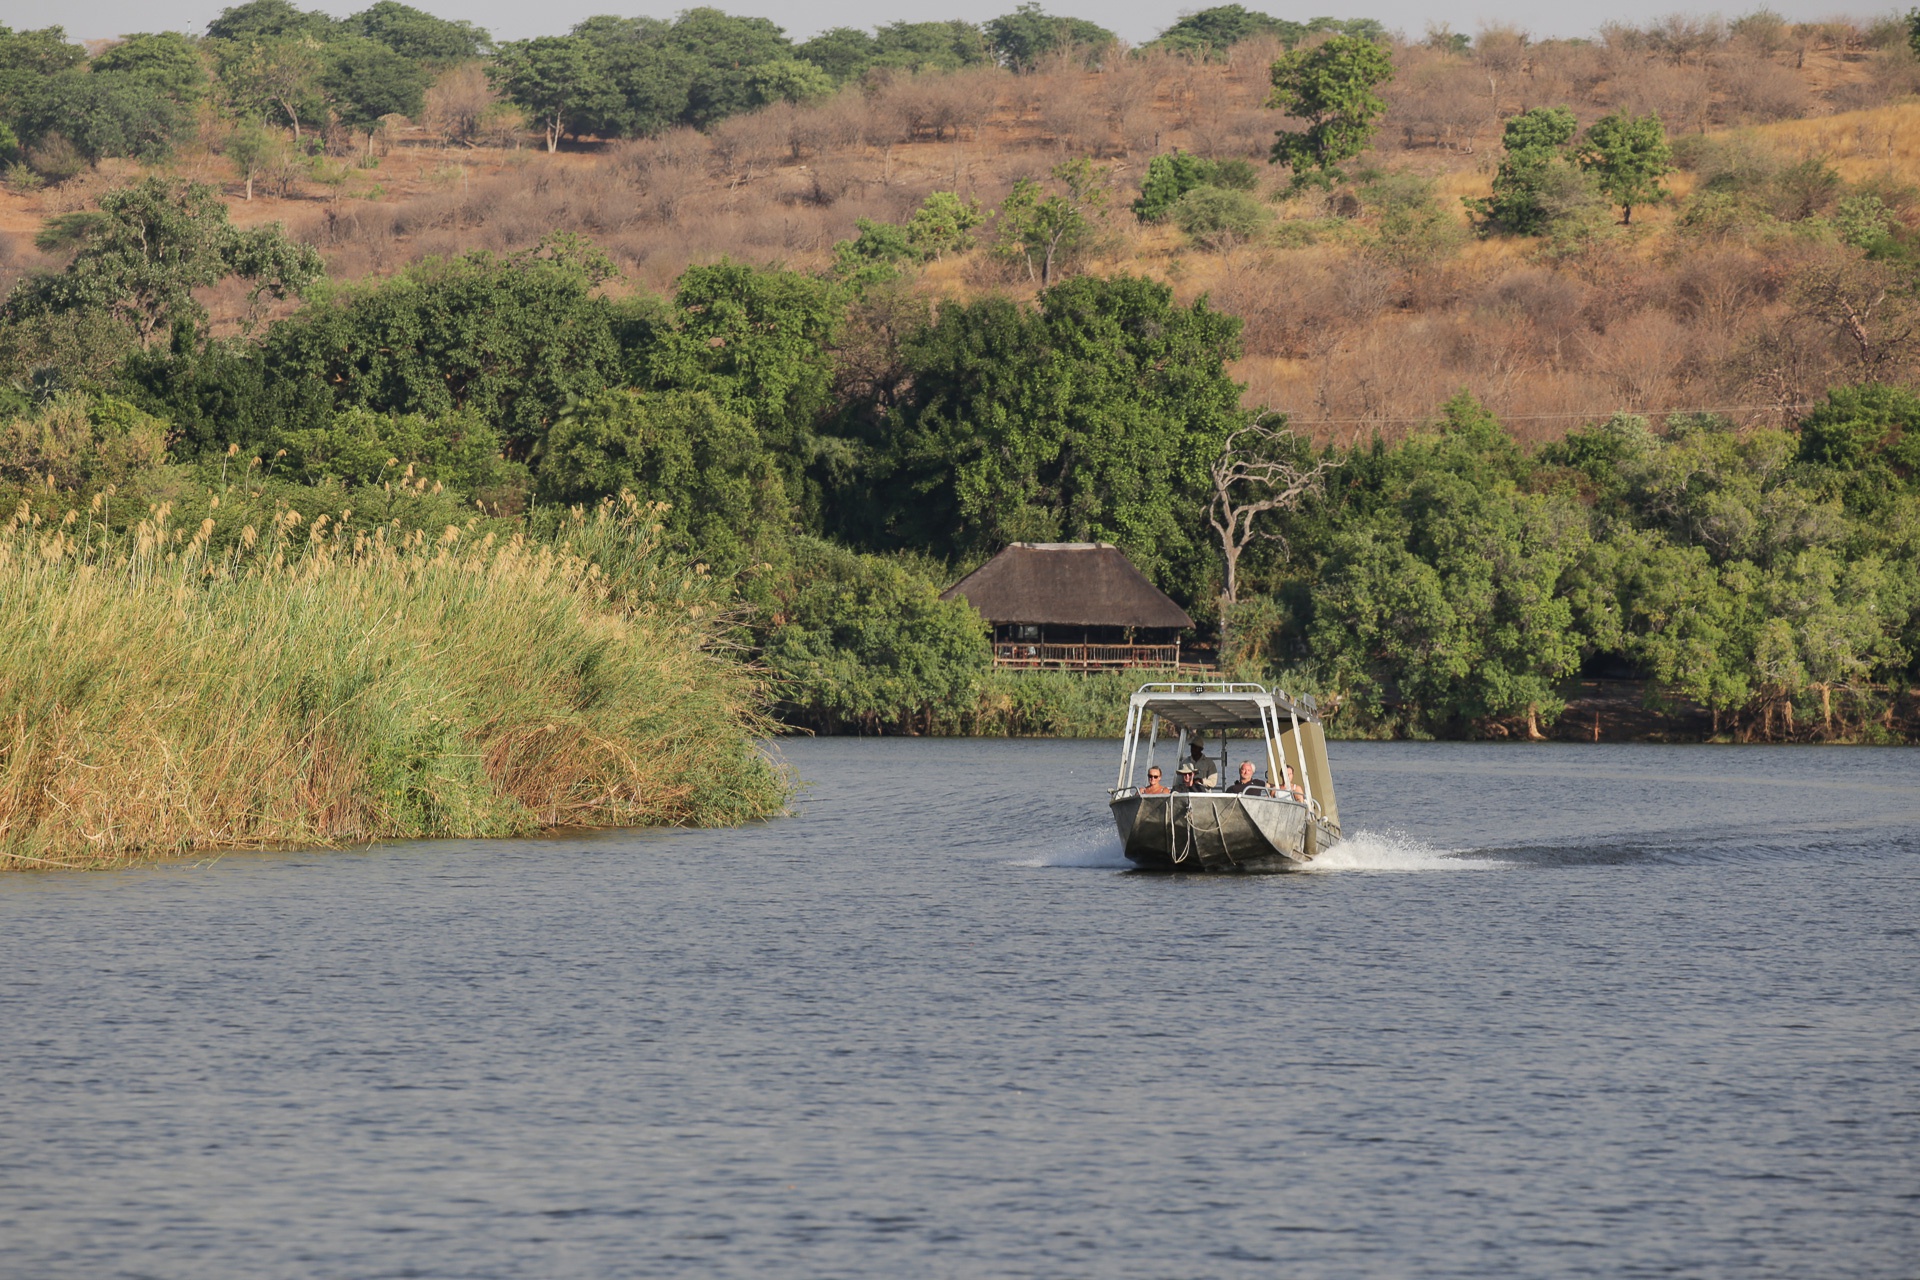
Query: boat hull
xmin=1110 ymin=793 xmax=1340 ymax=873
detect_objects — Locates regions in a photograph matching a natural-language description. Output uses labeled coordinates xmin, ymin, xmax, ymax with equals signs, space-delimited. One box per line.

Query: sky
xmin=7 ymin=0 xmax=1897 ymax=48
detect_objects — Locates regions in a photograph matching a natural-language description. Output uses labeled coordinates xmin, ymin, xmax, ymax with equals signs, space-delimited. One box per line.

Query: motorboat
xmin=1109 ymin=682 xmax=1342 ymax=873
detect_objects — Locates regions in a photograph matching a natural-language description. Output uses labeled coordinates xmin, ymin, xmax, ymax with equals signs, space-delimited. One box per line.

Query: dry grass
xmin=0 ymin=494 xmax=785 ymax=870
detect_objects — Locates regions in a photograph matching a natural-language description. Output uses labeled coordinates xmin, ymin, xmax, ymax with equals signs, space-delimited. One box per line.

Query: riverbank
xmin=0 ymin=498 xmax=786 ymax=871
xmin=803 ymin=670 xmax=1918 ymax=744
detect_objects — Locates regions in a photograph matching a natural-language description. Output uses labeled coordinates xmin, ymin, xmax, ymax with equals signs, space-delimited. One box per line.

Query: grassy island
xmin=0 ymin=495 xmax=785 ymax=870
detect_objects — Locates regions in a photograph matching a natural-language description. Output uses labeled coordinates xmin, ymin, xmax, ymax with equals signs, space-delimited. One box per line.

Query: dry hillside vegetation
xmin=7 ymin=18 xmax=1920 ymax=442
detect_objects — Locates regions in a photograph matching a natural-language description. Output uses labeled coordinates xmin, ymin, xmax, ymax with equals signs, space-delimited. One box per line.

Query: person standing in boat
xmin=1186 ymin=740 xmax=1218 ymax=789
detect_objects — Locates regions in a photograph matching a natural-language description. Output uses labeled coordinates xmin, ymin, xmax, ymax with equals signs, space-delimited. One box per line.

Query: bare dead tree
xmin=1208 ymin=419 xmax=1332 ymax=660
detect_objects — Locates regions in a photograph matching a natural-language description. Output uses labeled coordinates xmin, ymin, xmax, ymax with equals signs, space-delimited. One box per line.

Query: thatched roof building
xmin=940 ymin=543 xmax=1193 ymax=631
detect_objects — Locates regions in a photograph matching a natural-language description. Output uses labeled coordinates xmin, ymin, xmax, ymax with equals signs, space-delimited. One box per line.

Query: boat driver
xmin=1186 ymin=740 xmax=1219 ymax=789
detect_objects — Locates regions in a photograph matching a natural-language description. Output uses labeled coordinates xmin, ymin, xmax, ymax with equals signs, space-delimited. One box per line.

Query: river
xmin=2 ymin=739 xmax=1916 ymax=1278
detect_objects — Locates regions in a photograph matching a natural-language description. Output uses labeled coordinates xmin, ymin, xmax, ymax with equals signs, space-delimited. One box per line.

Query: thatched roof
xmin=940 ymin=543 xmax=1194 ymax=630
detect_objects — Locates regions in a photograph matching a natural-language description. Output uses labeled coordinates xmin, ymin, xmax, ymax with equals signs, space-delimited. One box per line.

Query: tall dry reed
xmin=0 ymin=494 xmax=785 ymax=870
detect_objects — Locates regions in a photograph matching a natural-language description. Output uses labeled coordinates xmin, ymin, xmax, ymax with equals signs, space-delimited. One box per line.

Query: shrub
xmin=1173 ymin=185 xmax=1270 ymax=249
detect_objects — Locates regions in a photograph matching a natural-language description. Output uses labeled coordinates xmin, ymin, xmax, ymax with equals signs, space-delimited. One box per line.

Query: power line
xmin=1277 ymin=404 xmax=1813 ymax=426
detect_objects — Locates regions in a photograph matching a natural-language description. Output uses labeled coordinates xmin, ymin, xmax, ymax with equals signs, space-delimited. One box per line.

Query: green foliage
xmin=4 ymin=178 xmax=322 ymax=348
xmin=994 ymin=160 xmax=1112 ymax=284
xmin=1265 ymin=35 xmax=1395 ymax=192
xmin=985 ymin=4 xmax=1116 ymax=71
xmin=255 ymin=234 xmax=619 ymax=455
xmin=323 ymin=35 xmax=432 ymax=131
xmin=1133 ymin=151 xmax=1219 ymax=222
xmin=1172 ymin=186 xmax=1270 ymax=250
xmin=1355 ymin=169 xmax=1466 ymax=267
xmin=1465 ymin=106 xmax=1583 ymax=235
xmin=14 ymin=71 xmax=189 ymax=165
xmin=746 ymin=57 xmax=834 ymax=107
xmin=867 ymin=273 xmax=1244 ymax=604
xmin=795 ymin=27 xmax=877 ymax=82
xmin=758 ymin=537 xmax=989 ymax=733
xmin=273 ymin=404 xmax=524 ymax=498
xmin=92 ymin=32 xmax=209 ymax=105
xmin=210 ymin=33 xmax=327 ymax=137
xmin=1149 ymin=6 xmax=1298 ymax=59
xmin=905 ymin=192 xmax=986 ymax=259
xmin=488 ymin=35 xmax=612 ymax=150
xmin=343 ymin=2 xmax=489 ymax=64
xmin=534 ymin=389 xmax=785 ymax=573
xmin=206 ymin=0 xmax=336 ymax=43
xmin=1577 ymin=111 xmax=1673 ymax=224
xmin=1305 ymin=394 xmax=1585 ymax=734
xmin=0 ymin=393 xmax=169 ymax=490
xmin=833 ymin=194 xmax=985 ymax=286
xmin=833 ymin=218 xmax=916 ymax=285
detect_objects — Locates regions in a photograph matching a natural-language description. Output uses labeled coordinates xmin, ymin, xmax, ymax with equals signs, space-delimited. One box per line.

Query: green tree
xmin=994 ymin=159 xmax=1112 ymax=285
xmin=638 ymin=262 xmax=843 ymax=512
xmin=1173 ymin=186 xmax=1269 ymax=250
xmin=869 ymin=274 xmax=1245 ymax=601
xmin=746 ymin=57 xmax=834 ymax=107
xmin=323 ymin=36 xmax=431 ymax=146
xmin=873 ymin=21 xmax=992 ymax=72
xmin=488 ymin=36 xmax=612 ymax=151
xmin=1305 ymin=394 xmax=1586 ymax=736
xmin=572 ymin=17 xmax=695 ymax=138
xmin=795 ymin=27 xmax=877 ymax=82
xmin=534 ymin=388 xmax=787 ymax=573
xmin=342 ymin=2 xmax=489 ymax=64
xmin=758 ymin=537 xmax=989 ymax=734
xmin=985 ymin=4 xmax=1116 ymax=71
xmin=212 ymin=34 xmax=327 ymax=138
xmin=905 ymin=191 xmax=985 ymax=259
xmin=206 ymin=0 xmax=335 ymax=43
xmin=1465 ymin=106 xmax=1582 ymax=235
xmin=91 ymin=32 xmax=209 ymax=106
xmin=1265 ymin=34 xmax=1395 ymax=192
xmin=1149 ymin=6 xmax=1305 ymax=59
xmin=667 ymin=8 xmax=792 ymax=127
xmin=3 ymin=178 xmax=322 ymax=347
xmin=222 ymin=123 xmax=278 ymax=201
xmin=15 ymin=71 xmax=188 ymax=164
xmin=1577 ymin=111 xmax=1673 ymax=225
xmin=256 ymin=234 xmax=621 ymax=454
xmin=1133 ymin=151 xmax=1217 ymax=222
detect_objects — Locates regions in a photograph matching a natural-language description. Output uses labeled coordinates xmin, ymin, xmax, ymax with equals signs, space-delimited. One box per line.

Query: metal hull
xmin=1110 ymin=793 xmax=1341 ymax=873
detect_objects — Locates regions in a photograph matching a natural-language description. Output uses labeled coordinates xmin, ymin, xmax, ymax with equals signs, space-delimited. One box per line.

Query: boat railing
xmin=1132 ymin=681 xmax=1269 ymax=695
xmin=1111 ymin=786 xmax=1307 ymax=805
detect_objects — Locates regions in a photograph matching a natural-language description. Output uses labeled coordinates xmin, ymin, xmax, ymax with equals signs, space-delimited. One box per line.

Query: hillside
xmin=7 ymin=15 xmax=1920 ymax=442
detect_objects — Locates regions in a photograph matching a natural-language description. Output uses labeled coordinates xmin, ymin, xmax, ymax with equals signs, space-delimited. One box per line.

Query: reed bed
xmin=0 ymin=495 xmax=786 ymax=870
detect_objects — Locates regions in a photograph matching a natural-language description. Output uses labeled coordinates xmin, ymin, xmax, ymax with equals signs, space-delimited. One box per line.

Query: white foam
xmin=1007 ymin=828 xmax=1132 ymax=869
xmin=1308 ymin=829 xmax=1510 ymax=872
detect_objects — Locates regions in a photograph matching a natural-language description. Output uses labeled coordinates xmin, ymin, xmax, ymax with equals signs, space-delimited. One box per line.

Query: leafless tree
xmin=1208 ymin=419 xmax=1332 ymax=639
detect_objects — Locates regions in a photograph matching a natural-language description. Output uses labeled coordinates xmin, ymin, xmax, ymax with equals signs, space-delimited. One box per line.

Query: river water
xmin=2 ymin=739 xmax=1916 ymax=1278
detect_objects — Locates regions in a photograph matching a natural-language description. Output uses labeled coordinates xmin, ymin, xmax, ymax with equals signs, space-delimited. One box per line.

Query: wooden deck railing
xmin=992 ymin=642 xmax=1209 ymax=672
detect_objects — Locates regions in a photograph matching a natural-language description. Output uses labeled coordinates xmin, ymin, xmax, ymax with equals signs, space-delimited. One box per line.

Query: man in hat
xmin=1186 ymin=740 xmax=1219 ymax=790
xmin=1175 ymin=761 xmax=1205 ymax=792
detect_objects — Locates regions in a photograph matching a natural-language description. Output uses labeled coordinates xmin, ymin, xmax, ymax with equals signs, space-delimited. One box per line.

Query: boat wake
xmin=1305 ymin=829 xmax=1512 ymax=872
xmin=1009 ymin=826 xmax=1508 ymax=872
xmin=1007 ymin=825 xmax=1132 ymax=869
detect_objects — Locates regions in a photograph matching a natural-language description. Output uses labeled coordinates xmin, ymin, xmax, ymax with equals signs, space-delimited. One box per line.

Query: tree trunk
xmin=546 ymin=115 xmax=561 ymax=153
xmin=245 ymin=173 xmax=254 ymax=201
xmin=1217 ymin=590 xmax=1234 ymax=673
xmin=1526 ymin=704 xmax=1545 ymax=741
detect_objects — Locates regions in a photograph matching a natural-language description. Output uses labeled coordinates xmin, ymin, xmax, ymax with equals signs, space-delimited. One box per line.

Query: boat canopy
xmin=1127 ymin=682 xmax=1320 ymax=733
xmin=1114 ymin=682 xmax=1340 ymax=830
